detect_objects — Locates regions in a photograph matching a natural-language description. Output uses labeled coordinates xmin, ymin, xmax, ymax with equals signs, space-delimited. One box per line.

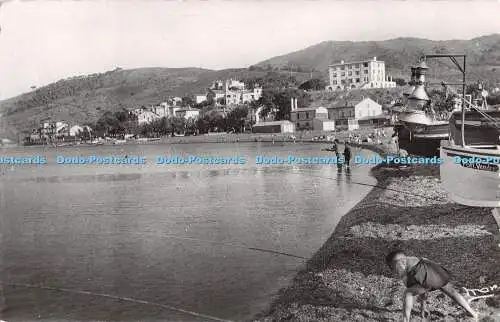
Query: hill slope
xmin=255 ymin=34 xmax=500 ymax=82
xmin=0 ymin=66 xmax=320 ymax=139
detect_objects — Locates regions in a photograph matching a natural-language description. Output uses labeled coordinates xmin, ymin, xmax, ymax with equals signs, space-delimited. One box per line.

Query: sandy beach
xmin=253 ymin=143 xmax=500 ymax=322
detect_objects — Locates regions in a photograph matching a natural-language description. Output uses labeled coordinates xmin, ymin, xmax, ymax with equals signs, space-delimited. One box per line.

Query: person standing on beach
xmin=343 ymin=142 xmax=352 ymax=168
xmin=386 ymin=250 xmax=478 ymax=322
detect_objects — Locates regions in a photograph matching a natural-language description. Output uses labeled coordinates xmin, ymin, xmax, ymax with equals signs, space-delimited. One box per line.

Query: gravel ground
xmin=253 ymin=144 xmax=500 ymax=322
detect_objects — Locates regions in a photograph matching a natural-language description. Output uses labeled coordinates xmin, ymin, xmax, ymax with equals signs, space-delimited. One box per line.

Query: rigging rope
xmin=461 ymin=98 xmax=500 ymax=130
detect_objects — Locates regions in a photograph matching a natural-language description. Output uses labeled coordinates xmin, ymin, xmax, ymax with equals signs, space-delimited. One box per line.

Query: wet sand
xmin=253 ymin=143 xmax=500 ymax=322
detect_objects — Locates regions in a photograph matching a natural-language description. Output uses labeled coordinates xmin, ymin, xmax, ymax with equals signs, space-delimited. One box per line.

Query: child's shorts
xmin=406 ymin=259 xmax=451 ymax=291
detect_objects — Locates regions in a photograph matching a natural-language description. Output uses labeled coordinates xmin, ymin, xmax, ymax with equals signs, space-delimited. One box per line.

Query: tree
xmin=94 ymin=109 xmax=139 ymax=137
xmin=171 ymin=117 xmax=186 ymax=134
xmin=181 ymin=96 xmax=194 ymax=107
xmin=226 ymin=106 xmax=249 ymax=132
xmin=257 ymin=88 xmax=310 ymax=121
xmin=78 ymin=127 xmax=91 ymax=141
xmin=393 ymin=78 xmax=407 ymax=86
xmin=298 ymin=78 xmax=327 ymax=91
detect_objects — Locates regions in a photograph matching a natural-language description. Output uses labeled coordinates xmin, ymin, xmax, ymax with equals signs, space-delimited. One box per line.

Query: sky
xmin=0 ymin=0 xmax=499 ymax=100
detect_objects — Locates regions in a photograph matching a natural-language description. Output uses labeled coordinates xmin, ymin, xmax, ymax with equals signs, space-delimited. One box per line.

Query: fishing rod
xmin=0 ymin=282 xmax=233 ymax=322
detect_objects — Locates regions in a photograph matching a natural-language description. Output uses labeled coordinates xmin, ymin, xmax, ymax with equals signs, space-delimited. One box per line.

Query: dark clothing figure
xmin=406 ymin=258 xmax=451 ymax=291
xmin=344 ymin=145 xmax=352 ymax=166
xmin=386 ymin=251 xmax=478 ymax=321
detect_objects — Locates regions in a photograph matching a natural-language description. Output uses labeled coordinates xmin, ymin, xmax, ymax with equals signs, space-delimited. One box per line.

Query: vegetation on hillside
xmin=298 ymin=78 xmax=327 ymax=91
xmin=255 ymin=34 xmax=500 ymax=84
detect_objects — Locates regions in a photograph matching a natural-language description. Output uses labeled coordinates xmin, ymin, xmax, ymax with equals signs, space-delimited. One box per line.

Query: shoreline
xmin=15 ymin=128 xmax=384 ymax=148
xmin=253 ymin=142 xmax=500 ymax=322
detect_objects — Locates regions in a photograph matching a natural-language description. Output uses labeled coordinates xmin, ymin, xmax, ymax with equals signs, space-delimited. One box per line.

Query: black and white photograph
xmin=0 ymin=0 xmax=499 ymax=321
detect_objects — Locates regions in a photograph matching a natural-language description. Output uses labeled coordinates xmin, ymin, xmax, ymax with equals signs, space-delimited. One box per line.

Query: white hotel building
xmin=327 ymin=57 xmax=396 ymax=91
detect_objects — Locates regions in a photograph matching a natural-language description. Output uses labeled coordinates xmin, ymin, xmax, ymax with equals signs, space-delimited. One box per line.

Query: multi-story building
xmin=326 ymin=97 xmax=383 ymax=130
xmin=289 ymin=98 xmax=335 ymax=131
xmin=132 ymin=108 xmax=163 ymax=125
xmin=174 ymin=107 xmax=200 ymax=120
xmin=327 ymin=57 xmax=396 ymax=91
xmin=196 ymin=79 xmax=262 ymax=106
xmin=131 ymin=99 xmax=195 ymax=125
xmin=69 ymin=125 xmax=93 ymax=137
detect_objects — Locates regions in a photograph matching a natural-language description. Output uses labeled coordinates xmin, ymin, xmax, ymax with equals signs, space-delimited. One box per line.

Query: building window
xmin=341 ymin=66 xmax=345 ymax=70
xmin=356 ymin=78 xmax=360 ymax=83
xmin=363 ymin=62 xmax=368 ymax=67
xmin=355 ymin=71 xmax=360 ymax=75
xmin=348 ymin=71 xmax=352 ymax=76
xmin=333 ymin=80 xmax=337 ymax=85
xmin=306 ymin=112 xmax=310 ymax=119
xmin=332 ymin=73 xmax=337 ymax=77
xmin=341 ymin=72 xmax=345 ymax=76
xmin=364 ymin=70 xmax=368 ymax=74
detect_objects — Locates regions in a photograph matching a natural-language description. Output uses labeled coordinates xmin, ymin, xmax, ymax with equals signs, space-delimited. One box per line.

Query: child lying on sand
xmin=386 ymin=250 xmax=479 ymax=321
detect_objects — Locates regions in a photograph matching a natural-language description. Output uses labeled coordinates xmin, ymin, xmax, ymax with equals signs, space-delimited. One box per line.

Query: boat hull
xmin=440 ymin=141 xmax=500 ymax=207
xmin=396 ymin=119 xmax=449 ymax=157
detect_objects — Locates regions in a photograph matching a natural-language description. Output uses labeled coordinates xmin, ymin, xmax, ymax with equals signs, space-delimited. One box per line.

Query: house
xmin=252 ymin=120 xmax=295 ymax=133
xmin=195 ymin=94 xmax=208 ymax=104
xmin=327 ymin=97 xmax=383 ymax=130
xmin=40 ymin=120 xmax=56 ymax=138
xmin=55 ymin=122 xmax=70 ymax=137
xmin=357 ymin=114 xmax=392 ymax=128
xmin=197 ymin=79 xmax=262 ymax=105
xmin=69 ymin=125 xmax=92 ymax=137
xmin=248 ymin=106 xmax=265 ymax=124
xmin=327 ymin=57 xmax=397 ymax=91
xmin=131 ymin=101 xmax=186 ymax=125
xmin=289 ymin=98 xmax=335 ymax=131
xmin=131 ymin=108 xmax=162 ymax=125
xmin=174 ymin=107 xmax=200 ymax=120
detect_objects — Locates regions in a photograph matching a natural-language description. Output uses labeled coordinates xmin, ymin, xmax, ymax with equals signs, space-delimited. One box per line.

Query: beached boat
xmin=435 ymin=54 xmax=500 ymax=207
xmin=395 ymin=61 xmax=453 ymax=156
xmin=440 ymin=107 xmax=500 ymax=207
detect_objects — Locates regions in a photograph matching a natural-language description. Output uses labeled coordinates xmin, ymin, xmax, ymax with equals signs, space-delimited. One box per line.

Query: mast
xmin=421 ymin=54 xmax=467 ymax=147
xmin=462 ymin=56 xmax=466 ymax=147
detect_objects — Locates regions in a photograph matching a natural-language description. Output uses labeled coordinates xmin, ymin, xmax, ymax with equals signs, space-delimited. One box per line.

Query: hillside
xmin=0 ymin=67 xmax=319 ymax=139
xmin=255 ymin=34 xmax=500 ymax=84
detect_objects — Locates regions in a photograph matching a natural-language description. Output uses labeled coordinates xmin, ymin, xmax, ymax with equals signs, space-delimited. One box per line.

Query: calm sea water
xmin=0 ymin=142 xmax=376 ymax=321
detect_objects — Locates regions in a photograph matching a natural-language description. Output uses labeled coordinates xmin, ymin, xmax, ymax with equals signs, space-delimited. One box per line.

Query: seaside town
xmin=15 ymin=58 xmax=418 ymax=146
xmin=0 ymin=2 xmax=499 ymax=322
